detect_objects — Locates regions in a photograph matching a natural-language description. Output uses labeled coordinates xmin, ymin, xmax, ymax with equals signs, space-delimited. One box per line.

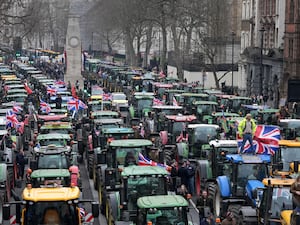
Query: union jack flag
xmin=173 ymin=96 xmax=178 ymax=106
xmin=153 ymin=98 xmax=164 ymax=106
xmin=138 ymin=152 xmax=171 ymax=171
xmin=16 ymin=121 xmax=24 ymax=134
xmin=54 ymin=80 xmax=65 ymax=85
xmin=40 ymin=100 xmax=51 ymax=114
xmin=47 ymin=86 xmax=57 ymax=96
xmin=237 ymin=125 xmax=280 ymax=155
xmin=102 ymin=93 xmax=112 ymax=101
xmin=6 ymin=110 xmax=18 ymax=128
xmin=67 ymin=98 xmax=87 ymax=112
xmin=12 ymin=102 xmax=22 ymax=113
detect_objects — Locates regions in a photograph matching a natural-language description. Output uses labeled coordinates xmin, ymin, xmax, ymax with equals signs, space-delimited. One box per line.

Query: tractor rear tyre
xmin=208 ymin=183 xmax=222 ymax=217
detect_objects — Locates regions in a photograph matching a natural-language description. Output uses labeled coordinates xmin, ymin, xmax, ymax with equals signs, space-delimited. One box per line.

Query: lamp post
xmin=231 ymin=31 xmax=235 ymax=95
xmin=259 ymin=27 xmax=265 ymax=96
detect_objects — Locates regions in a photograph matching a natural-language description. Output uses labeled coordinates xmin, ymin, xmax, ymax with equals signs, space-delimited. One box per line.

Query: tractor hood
xmin=245 ymin=180 xmax=264 ymax=207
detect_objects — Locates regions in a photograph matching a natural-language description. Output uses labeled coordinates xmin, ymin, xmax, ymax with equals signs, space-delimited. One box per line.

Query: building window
xmin=289 ymin=39 xmax=294 ymax=57
xmin=290 ymin=0 xmax=295 ymax=23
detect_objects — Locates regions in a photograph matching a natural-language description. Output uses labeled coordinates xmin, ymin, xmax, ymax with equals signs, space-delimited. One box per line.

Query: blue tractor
xmin=208 ymin=154 xmax=271 ymax=224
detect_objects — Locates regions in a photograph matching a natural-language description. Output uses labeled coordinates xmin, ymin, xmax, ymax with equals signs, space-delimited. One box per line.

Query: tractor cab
xmin=136 ymin=195 xmax=190 ymax=225
xmin=188 ymin=124 xmax=220 ymax=158
xmin=192 ymin=101 xmax=218 ymax=123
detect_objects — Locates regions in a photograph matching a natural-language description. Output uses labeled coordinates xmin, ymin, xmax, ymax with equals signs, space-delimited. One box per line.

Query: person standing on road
xmin=196 ymin=190 xmax=214 ymax=225
xmin=177 ymin=160 xmax=188 ymax=188
xmin=238 ymin=113 xmax=257 ymax=154
xmin=186 ymin=160 xmax=195 ymax=195
xmin=170 ymin=160 xmax=178 ymax=192
xmin=16 ymin=149 xmax=26 ymax=180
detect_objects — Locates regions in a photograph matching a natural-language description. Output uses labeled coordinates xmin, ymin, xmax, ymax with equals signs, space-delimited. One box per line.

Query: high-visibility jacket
xmin=238 ymin=118 xmax=256 ymax=137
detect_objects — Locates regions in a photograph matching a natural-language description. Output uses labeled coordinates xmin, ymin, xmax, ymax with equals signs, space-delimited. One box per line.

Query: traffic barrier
xmin=10 ymin=215 xmax=16 ymax=224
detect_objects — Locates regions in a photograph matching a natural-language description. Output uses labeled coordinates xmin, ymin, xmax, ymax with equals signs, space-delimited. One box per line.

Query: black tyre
xmin=195 ymin=160 xmax=210 ymax=196
xmin=93 ymin=165 xmax=98 ymax=190
xmin=228 ymin=204 xmax=240 ymax=222
xmin=88 ymin=153 xmax=94 ymax=179
xmin=208 ymin=183 xmax=222 ymax=217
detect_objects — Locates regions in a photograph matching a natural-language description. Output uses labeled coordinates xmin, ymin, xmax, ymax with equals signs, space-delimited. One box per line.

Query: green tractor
xmin=192 ymin=101 xmax=218 ymax=124
xmin=187 ymin=124 xmax=220 ymax=158
xmin=91 ymin=127 xmax=135 ymax=188
xmin=106 ymin=165 xmax=170 ymax=225
xmin=93 ymin=139 xmax=154 ymax=211
xmin=129 ymin=92 xmax=154 ymax=120
xmin=135 ymin=195 xmax=192 ymax=225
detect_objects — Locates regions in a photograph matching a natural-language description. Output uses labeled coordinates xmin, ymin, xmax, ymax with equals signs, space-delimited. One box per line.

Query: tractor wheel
xmin=208 ymin=183 xmax=222 ymax=217
xmin=228 ymin=204 xmax=241 ymax=222
xmin=164 ymin=147 xmax=175 ymax=165
xmin=195 ymin=160 xmax=210 ymax=196
xmin=93 ymin=164 xmax=98 ymax=190
xmin=88 ymin=153 xmax=94 ymax=179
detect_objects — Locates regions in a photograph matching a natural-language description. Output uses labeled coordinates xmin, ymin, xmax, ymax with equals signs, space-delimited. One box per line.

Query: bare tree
xmin=193 ymin=0 xmax=231 ymax=89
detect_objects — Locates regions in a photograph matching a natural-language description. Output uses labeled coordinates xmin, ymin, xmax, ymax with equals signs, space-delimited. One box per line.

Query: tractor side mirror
xmin=3 ymin=204 xmax=10 ymax=220
xmin=294 ymin=161 xmax=299 ymax=173
xmin=91 ymin=202 xmax=99 ymax=218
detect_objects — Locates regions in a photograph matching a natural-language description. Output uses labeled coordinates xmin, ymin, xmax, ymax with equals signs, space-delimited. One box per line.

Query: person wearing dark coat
xmin=16 ymin=149 xmax=26 ymax=179
xmin=177 ymin=160 xmax=188 ymax=187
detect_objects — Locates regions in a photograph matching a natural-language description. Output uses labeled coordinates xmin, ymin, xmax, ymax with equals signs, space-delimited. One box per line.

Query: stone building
xmin=283 ymin=0 xmax=300 ymax=102
xmin=239 ymin=0 xmax=285 ymax=107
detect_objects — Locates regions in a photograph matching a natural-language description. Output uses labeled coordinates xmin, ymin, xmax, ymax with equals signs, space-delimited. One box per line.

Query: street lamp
xmin=259 ymin=27 xmax=265 ymax=96
xmin=231 ymin=31 xmax=235 ymax=95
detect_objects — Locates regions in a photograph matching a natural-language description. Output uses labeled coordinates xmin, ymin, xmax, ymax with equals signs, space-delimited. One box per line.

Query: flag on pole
xmin=6 ymin=110 xmax=18 ymax=128
xmin=12 ymin=102 xmax=22 ymax=113
xmin=47 ymin=86 xmax=57 ymax=96
xmin=24 ymin=82 xmax=33 ymax=95
xmin=173 ymin=97 xmax=178 ymax=106
xmin=40 ymin=100 xmax=51 ymax=114
xmin=67 ymin=97 xmax=87 ymax=112
xmin=138 ymin=153 xmax=171 ymax=171
xmin=153 ymin=98 xmax=164 ymax=106
xmin=102 ymin=93 xmax=112 ymax=101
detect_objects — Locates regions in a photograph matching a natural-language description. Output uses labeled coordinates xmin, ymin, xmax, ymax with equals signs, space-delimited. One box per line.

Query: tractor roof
xmin=165 ymin=115 xmax=197 ymax=122
xmin=102 ymin=127 xmax=134 ymax=134
xmin=188 ymin=124 xmax=219 ymax=129
xmin=209 ymin=139 xmax=238 ymax=148
xmin=262 ymin=177 xmax=295 ymax=187
xmin=122 ymin=165 xmax=169 ymax=177
xmin=37 ymin=133 xmax=71 ymax=140
xmin=279 ymin=140 xmax=300 ymax=147
xmin=22 ymin=186 xmax=80 ymax=202
xmin=137 ymin=195 xmax=188 ymax=209
xmin=193 ymin=100 xmax=218 ymax=105
xmin=226 ymin=154 xmax=271 ymax=163
xmin=109 ymin=139 xmax=153 ymax=147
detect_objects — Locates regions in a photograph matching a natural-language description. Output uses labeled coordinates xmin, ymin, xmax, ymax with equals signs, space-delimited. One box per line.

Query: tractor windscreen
xmin=38 ymin=154 xmax=68 ymax=169
xmin=193 ymin=127 xmax=218 ymax=143
xmin=24 ymin=201 xmax=79 ymax=225
xmin=281 ymin=147 xmax=300 ymax=171
xmin=144 ymin=208 xmax=188 ymax=225
xmin=127 ymin=176 xmax=166 ymax=210
xmin=237 ymin=164 xmax=267 ymax=187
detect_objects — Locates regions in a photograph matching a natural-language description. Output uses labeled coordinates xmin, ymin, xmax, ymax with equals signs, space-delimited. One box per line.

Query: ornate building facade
xmin=283 ymin=0 xmax=300 ymax=102
xmin=240 ymin=0 xmax=285 ymax=107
